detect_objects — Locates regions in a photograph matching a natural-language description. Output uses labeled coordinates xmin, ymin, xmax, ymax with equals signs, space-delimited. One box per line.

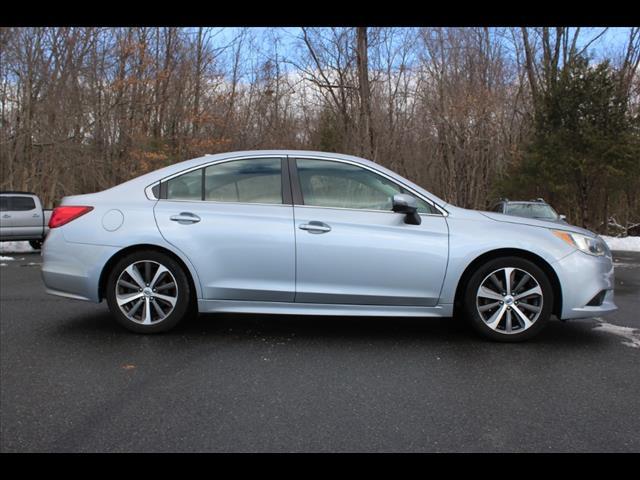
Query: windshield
xmin=504 ymin=203 xmax=558 ymax=220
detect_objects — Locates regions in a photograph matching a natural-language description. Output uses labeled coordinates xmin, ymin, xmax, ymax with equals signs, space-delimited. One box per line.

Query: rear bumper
xmin=41 ymin=229 xmax=119 ymax=303
xmin=554 ymin=250 xmax=617 ymax=319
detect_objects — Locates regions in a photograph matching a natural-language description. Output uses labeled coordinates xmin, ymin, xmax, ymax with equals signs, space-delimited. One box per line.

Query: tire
xmin=105 ymin=250 xmax=192 ymax=333
xmin=463 ymin=256 xmax=553 ymax=342
xmin=29 ymin=240 xmax=42 ymax=250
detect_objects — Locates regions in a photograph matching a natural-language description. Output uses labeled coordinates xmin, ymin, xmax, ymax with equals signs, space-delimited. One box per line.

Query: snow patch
xmin=0 ymin=255 xmax=15 ymax=261
xmin=601 ymin=235 xmax=640 ymax=252
xmin=593 ymin=319 xmax=640 ymax=349
xmin=0 ymin=241 xmax=36 ymax=254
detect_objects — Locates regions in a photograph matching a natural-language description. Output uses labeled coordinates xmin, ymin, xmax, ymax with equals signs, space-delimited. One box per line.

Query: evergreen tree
xmin=502 ymin=56 xmax=640 ymax=229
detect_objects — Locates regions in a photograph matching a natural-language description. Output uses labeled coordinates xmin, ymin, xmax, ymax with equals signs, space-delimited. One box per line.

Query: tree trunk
xmin=356 ymin=27 xmax=374 ymax=159
xmin=580 ymin=181 xmax=590 ymax=229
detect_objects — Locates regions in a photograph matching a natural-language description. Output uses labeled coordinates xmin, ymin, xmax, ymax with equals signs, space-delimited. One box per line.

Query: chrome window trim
xmin=155 ymin=154 xmax=285 ymax=184
xmin=149 ymin=154 xmax=286 ymax=205
xmin=155 ymin=198 xmax=293 ymax=208
xmin=293 ymin=204 xmax=445 ymax=217
xmin=292 ymin=155 xmax=448 ymax=217
xmin=146 ymin=153 xmax=448 ymax=216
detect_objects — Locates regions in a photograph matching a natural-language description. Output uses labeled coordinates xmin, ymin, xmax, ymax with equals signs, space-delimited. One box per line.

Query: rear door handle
xmin=299 ymin=221 xmax=331 ymax=234
xmin=170 ymin=212 xmax=201 ymax=224
xmin=2 ymin=214 xmax=10 ymax=219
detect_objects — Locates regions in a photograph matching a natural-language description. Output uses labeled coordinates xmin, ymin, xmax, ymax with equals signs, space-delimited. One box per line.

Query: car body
xmin=0 ymin=191 xmax=52 ymax=248
xmin=41 ymin=150 xmax=617 ymax=340
xmin=490 ymin=198 xmax=569 ymax=225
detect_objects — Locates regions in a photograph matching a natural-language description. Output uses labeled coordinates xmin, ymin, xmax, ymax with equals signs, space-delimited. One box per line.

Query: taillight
xmin=48 ymin=206 xmax=94 ymax=228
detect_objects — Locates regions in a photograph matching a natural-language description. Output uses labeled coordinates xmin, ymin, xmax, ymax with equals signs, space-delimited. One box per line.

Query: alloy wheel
xmin=476 ymin=267 xmax=543 ymax=334
xmin=115 ymin=260 xmax=178 ymax=325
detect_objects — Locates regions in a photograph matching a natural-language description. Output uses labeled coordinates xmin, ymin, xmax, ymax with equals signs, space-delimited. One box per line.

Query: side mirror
xmin=392 ymin=194 xmax=421 ymax=225
xmin=559 ymin=214 xmax=567 ymax=221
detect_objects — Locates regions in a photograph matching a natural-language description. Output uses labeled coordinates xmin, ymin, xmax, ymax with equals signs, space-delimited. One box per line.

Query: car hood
xmin=477 ymin=210 xmax=596 ymax=236
xmin=445 ymin=205 xmax=597 ymax=237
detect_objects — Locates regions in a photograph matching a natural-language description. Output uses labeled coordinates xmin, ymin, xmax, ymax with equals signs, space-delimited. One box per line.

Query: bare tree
xmin=0 ymin=27 xmax=636 ymax=230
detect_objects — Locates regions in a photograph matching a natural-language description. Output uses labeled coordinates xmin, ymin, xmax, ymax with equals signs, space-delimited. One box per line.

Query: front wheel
xmin=29 ymin=240 xmax=42 ymax=250
xmin=105 ymin=250 xmax=192 ymax=333
xmin=463 ymin=257 xmax=554 ymax=342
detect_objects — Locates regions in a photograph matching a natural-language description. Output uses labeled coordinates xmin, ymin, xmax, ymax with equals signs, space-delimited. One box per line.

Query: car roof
xmin=0 ymin=191 xmax=36 ymax=196
xmin=106 ymin=149 xmax=449 ymax=208
xmin=129 ymin=150 xmax=386 ymax=186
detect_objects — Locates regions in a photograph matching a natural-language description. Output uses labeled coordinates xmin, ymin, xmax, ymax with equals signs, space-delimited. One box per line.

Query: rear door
xmin=154 ymin=156 xmax=296 ymax=302
xmin=291 ymin=157 xmax=449 ymax=306
xmin=0 ymin=196 xmax=15 ymax=238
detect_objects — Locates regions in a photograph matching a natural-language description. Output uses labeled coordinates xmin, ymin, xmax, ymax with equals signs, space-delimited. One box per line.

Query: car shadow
xmin=51 ymin=307 xmax=609 ymax=350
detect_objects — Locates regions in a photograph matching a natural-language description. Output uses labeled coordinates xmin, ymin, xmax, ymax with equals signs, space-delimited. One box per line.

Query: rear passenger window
xmin=204 ymin=158 xmax=282 ymax=204
xmin=163 ymin=158 xmax=284 ymax=204
xmin=0 ymin=197 xmax=9 ymax=211
xmin=166 ymin=169 xmax=203 ymax=201
xmin=12 ymin=197 xmax=36 ymax=211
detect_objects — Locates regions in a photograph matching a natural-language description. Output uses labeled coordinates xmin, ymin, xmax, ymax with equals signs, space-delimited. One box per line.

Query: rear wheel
xmin=105 ymin=250 xmax=192 ymax=333
xmin=463 ymin=257 xmax=553 ymax=342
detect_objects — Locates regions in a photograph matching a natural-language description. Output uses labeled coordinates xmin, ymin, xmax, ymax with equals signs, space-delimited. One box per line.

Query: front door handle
xmin=170 ymin=212 xmax=201 ymax=224
xmin=2 ymin=214 xmax=10 ymax=219
xmin=299 ymin=221 xmax=331 ymax=234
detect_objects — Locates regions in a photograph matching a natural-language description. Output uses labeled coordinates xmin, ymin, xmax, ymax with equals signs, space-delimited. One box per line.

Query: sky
xmin=211 ymin=27 xmax=634 ymax=67
xmin=214 ymin=26 xmax=634 ymax=50
xmin=575 ymin=27 xmax=633 ymax=55
xmin=205 ymin=27 xmax=635 ymax=82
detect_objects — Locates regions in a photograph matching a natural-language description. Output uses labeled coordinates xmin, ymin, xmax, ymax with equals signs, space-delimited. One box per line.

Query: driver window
xmin=296 ymin=159 xmax=435 ymax=214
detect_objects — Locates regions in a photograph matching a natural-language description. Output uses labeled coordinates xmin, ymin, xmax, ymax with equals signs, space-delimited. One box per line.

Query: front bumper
xmin=553 ymin=249 xmax=617 ymax=319
xmin=41 ymin=229 xmax=119 ymax=303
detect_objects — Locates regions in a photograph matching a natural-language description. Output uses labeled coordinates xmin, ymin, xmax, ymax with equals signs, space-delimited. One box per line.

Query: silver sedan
xmin=41 ymin=150 xmax=617 ymax=341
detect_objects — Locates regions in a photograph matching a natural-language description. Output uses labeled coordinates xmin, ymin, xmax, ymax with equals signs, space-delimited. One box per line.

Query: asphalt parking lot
xmin=1 ymin=251 xmax=639 ymax=452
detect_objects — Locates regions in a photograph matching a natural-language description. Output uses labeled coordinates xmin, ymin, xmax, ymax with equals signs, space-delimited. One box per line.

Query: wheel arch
xmin=453 ymin=248 xmax=562 ymax=318
xmin=98 ymin=243 xmax=199 ymax=304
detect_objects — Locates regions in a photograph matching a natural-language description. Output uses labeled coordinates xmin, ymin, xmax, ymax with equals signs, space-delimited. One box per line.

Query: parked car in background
xmin=41 ymin=150 xmax=616 ymax=341
xmin=490 ymin=198 xmax=569 ymax=225
xmin=0 ymin=191 xmax=53 ymax=249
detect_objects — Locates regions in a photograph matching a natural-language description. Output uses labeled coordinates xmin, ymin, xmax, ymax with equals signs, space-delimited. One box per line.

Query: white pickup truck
xmin=0 ymin=191 xmax=53 ymax=249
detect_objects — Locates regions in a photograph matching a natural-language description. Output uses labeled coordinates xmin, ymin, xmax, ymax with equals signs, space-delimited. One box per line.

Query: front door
xmin=292 ymin=158 xmax=449 ymax=306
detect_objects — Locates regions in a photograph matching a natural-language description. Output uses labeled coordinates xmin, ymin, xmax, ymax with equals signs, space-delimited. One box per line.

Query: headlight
xmin=552 ymin=230 xmax=608 ymax=256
